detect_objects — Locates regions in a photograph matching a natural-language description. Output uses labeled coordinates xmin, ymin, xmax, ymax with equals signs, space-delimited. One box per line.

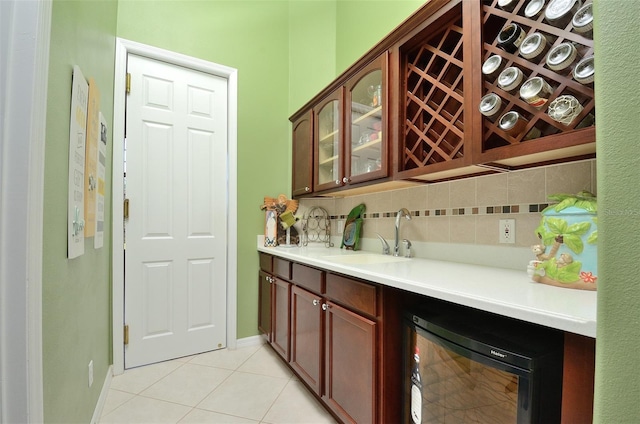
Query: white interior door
xmin=124 ymin=54 xmax=228 ymax=368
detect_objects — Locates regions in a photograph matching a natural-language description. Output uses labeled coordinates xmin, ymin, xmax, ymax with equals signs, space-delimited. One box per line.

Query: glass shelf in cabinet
xmin=319 ymin=130 xmax=339 ymax=143
xmin=352 ymin=137 xmax=382 ymax=153
xmin=319 ymin=155 xmax=339 ymax=166
xmin=352 ymin=104 xmax=382 ymax=124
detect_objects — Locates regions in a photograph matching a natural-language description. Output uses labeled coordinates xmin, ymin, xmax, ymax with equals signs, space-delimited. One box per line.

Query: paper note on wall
xmin=84 ymin=78 xmax=100 ymax=238
xmin=68 ymin=65 xmax=88 ymax=259
xmin=95 ymin=112 xmax=107 ymax=249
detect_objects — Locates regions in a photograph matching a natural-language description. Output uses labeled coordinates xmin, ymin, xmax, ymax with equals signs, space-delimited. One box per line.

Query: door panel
xmin=324 ymin=301 xmax=376 ymax=424
xmin=142 ymin=261 xmax=173 ymax=337
xmin=291 ymin=286 xmax=323 ymax=395
xmin=125 ymin=54 xmax=228 ymax=368
xmin=258 ymin=271 xmax=272 ymax=340
xmin=272 ymin=278 xmax=291 ymax=361
xmin=292 ymin=112 xmax=313 ymax=196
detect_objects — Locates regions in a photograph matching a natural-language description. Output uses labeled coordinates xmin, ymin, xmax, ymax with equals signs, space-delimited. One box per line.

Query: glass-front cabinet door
xmin=346 ymin=53 xmax=388 ymax=184
xmin=314 ymin=89 xmax=343 ymax=191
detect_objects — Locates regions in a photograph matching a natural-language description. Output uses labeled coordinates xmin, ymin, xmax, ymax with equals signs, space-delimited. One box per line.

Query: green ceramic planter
xmin=530 ymin=192 xmax=598 ymax=290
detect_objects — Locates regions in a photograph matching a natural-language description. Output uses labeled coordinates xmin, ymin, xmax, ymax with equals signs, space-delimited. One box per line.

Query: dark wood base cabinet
xmin=290 ymin=285 xmax=323 ymax=395
xmin=259 ymin=253 xmax=402 ymax=424
xmin=562 ymin=332 xmax=596 ymax=424
xmin=259 ymin=253 xmax=595 ymax=423
xmin=324 ymin=301 xmax=376 ymax=423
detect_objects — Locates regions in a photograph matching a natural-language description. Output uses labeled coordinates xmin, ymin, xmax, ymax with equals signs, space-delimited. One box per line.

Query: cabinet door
xmin=290 ymin=286 xmax=323 ymax=395
xmin=258 ymin=270 xmax=272 ymax=341
xmin=345 ymin=54 xmax=388 ymax=185
xmin=292 ymin=110 xmax=313 ymax=196
xmin=324 ymin=301 xmax=376 ymax=424
xmin=314 ymin=89 xmax=344 ymax=192
xmin=272 ymin=277 xmax=291 ymax=361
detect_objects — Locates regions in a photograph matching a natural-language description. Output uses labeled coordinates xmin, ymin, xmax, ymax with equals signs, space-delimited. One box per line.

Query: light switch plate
xmin=499 ymin=219 xmax=515 ymax=244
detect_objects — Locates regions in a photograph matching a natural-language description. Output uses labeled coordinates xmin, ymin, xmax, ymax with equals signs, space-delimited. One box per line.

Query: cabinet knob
xmin=312 ymin=299 xmax=320 ymax=306
xmin=335 ymin=179 xmax=341 ymax=185
xmin=305 ymin=186 xmax=310 ymax=192
xmin=342 ymin=177 xmax=350 ymax=184
xmin=322 ymin=303 xmax=328 ymax=311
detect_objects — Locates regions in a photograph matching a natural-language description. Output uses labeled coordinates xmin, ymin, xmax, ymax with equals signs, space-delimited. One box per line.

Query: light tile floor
xmin=99 ymin=343 xmax=337 ymax=424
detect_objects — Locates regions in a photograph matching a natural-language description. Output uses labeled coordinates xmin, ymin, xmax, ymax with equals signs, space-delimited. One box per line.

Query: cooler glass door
xmin=404 ymin=323 xmax=533 ymax=424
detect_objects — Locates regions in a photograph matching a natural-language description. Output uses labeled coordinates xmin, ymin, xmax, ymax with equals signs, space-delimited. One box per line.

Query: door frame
xmin=112 ymin=38 xmax=238 ymax=375
xmin=0 ymin=0 xmax=50 ymax=421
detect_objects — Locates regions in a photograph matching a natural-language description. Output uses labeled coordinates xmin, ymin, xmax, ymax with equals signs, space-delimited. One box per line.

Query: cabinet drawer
xmin=326 ymin=273 xmax=377 ymax=317
xmin=259 ymin=252 xmax=273 ymax=273
xmin=273 ymin=257 xmax=292 ymax=280
xmin=292 ymin=263 xmax=324 ymax=294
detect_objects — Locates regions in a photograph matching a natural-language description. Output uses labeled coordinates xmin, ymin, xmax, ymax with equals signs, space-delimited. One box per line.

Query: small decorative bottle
xmin=410 ymin=346 xmax=422 ymax=424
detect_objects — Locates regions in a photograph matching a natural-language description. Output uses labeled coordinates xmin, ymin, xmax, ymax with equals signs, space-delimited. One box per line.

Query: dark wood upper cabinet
xmin=290 ymin=0 xmax=595 ymax=195
xmin=291 ymin=111 xmax=314 ymax=196
xmin=394 ymin=0 xmax=470 ymax=180
xmin=313 ymin=89 xmax=344 ymax=193
xmin=472 ymin=0 xmax=596 ymax=168
xmin=344 ymin=53 xmax=389 ymax=185
xmin=310 ymin=53 xmax=390 ymax=195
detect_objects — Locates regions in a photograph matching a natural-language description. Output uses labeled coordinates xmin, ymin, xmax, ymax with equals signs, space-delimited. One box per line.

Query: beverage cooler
xmin=403 ymin=306 xmax=563 ymax=424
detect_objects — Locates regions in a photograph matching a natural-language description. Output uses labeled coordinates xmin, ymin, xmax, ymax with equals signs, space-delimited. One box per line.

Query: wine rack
xmin=480 ymin=0 xmax=595 ymax=154
xmin=401 ymin=4 xmax=465 ymax=172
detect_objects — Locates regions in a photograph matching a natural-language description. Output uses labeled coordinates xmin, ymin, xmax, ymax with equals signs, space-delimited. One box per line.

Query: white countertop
xmin=257 ymin=244 xmax=597 ymax=338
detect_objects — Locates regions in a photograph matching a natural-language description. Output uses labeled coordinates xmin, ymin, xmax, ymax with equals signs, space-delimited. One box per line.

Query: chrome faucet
xmin=394 ymin=208 xmax=412 ymax=256
xmin=376 ymin=233 xmax=390 ymax=255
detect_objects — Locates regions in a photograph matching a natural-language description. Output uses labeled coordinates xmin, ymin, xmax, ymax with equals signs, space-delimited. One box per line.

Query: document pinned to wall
xmin=84 ymin=77 xmax=100 ymax=238
xmin=68 ymin=65 xmax=88 ymax=259
xmin=94 ymin=112 xmax=107 ymax=249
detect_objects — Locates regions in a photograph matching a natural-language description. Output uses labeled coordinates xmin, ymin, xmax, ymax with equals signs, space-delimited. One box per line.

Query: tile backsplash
xmin=298 ymin=159 xmax=596 ymax=249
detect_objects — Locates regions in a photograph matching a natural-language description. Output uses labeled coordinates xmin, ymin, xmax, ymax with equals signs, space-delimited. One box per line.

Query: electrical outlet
xmin=499 ymin=219 xmax=516 ymax=244
xmin=88 ymin=360 xmax=94 ymax=388
xmin=337 ymin=219 xmax=345 ymax=235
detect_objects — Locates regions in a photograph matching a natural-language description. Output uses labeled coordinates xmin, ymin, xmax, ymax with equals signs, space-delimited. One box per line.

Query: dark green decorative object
xmin=341 ymin=203 xmax=366 ymax=251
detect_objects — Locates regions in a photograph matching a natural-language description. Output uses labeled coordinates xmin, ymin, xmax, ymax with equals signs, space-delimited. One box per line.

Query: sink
xmin=321 ymin=253 xmax=410 ymax=265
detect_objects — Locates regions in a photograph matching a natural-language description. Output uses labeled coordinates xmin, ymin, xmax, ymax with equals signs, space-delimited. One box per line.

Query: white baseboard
xmin=91 ymin=365 xmax=113 ymax=424
xmin=235 ymin=335 xmax=266 ymax=349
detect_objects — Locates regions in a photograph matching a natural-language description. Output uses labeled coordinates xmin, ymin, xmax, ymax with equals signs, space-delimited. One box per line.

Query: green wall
xmin=593 ymin=0 xmax=640 ymax=422
xmin=288 ymin=0 xmax=337 ymax=113
xmin=43 ymin=1 xmax=117 ymax=422
xmin=335 ymin=0 xmax=425 ymax=74
xmin=117 ymin=0 xmax=424 ymax=341
xmin=117 ymin=0 xmax=291 ymax=339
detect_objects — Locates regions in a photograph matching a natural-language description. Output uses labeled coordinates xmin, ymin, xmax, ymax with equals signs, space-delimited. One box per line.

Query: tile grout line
xmin=102 ymin=345 xmax=333 ymax=424
xmin=257 ymin=374 xmax=294 ymax=424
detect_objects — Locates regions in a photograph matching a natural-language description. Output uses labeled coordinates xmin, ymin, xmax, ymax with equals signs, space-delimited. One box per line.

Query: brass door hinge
xmin=124 ymin=325 xmax=129 ymax=345
xmin=125 ymin=73 xmax=131 ymax=94
xmin=123 ymin=198 xmax=129 ymax=219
